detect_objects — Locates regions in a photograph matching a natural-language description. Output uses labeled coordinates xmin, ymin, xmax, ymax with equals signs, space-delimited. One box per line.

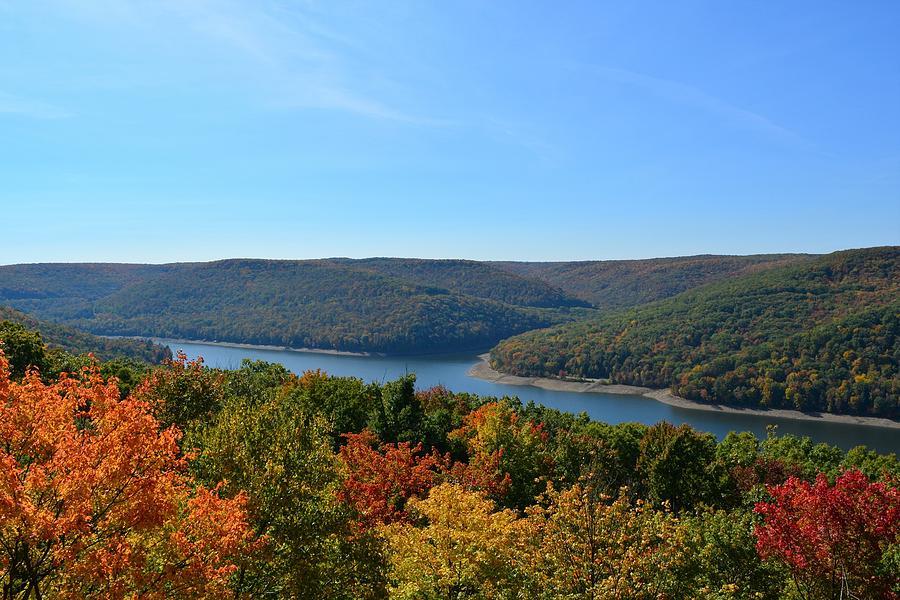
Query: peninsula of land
xmin=468 ymin=355 xmax=900 ymax=430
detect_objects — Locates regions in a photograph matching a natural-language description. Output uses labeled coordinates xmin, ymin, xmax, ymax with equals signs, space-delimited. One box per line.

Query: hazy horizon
xmin=1 ymin=246 xmax=884 ymax=268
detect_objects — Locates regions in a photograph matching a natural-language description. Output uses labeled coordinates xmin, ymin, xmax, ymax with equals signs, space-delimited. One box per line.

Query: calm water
xmin=166 ymin=340 xmax=900 ymax=455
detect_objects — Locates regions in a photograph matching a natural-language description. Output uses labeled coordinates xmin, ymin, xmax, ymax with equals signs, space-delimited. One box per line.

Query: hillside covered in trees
xmin=0 ymin=322 xmax=897 ymax=599
xmin=331 ymin=258 xmax=592 ymax=309
xmin=0 ymin=262 xmax=184 ymax=321
xmin=0 ymin=254 xmax=809 ymax=355
xmin=0 ymin=259 xmax=591 ymax=354
xmin=0 ymin=305 xmax=170 ymax=364
xmin=492 ymin=247 xmax=900 ymax=419
xmin=493 ymin=253 xmax=812 ymax=309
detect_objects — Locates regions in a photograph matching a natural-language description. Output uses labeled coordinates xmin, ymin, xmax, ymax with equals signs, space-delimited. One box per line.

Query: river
xmin=166 ymin=340 xmax=900 ymax=455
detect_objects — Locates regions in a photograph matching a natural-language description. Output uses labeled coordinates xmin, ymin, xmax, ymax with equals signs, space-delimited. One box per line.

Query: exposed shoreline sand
xmin=118 ymin=336 xmax=375 ymax=357
xmin=468 ymin=355 xmax=900 ymax=430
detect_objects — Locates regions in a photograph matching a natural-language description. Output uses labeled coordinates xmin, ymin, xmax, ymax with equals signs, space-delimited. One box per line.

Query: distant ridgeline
xmin=0 ymin=254 xmax=802 ymax=355
xmin=492 ymin=253 xmax=814 ymax=309
xmin=492 ymin=247 xmax=900 ymax=419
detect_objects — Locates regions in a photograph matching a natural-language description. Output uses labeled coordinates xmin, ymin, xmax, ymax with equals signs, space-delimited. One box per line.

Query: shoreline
xmin=110 ymin=335 xmax=495 ymax=359
xmin=468 ymin=355 xmax=900 ymax=431
xmin=113 ymin=336 xmax=376 ymax=357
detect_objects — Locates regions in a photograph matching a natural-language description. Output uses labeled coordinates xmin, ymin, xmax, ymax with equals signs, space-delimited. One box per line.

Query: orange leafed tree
xmin=0 ymin=353 xmax=262 ymax=599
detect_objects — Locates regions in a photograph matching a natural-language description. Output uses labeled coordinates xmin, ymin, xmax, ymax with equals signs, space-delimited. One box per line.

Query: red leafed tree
xmin=337 ymin=429 xmax=445 ymax=529
xmin=0 ymin=353 xmax=262 ymax=599
xmin=754 ymin=469 xmax=900 ymax=600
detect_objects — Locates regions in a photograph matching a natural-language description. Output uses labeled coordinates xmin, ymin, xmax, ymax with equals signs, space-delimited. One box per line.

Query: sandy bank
xmin=468 ymin=355 xmax=900 ymax=430
xmin=136 ymin=337 xmax=375 ymax=357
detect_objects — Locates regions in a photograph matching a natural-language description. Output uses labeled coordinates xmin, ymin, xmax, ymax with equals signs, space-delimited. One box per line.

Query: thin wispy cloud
xmin=51 ymin=0 xmax=431 ymax=123
xmin=585 ymin=65 xmax=812 ymax=148
xmin=272 ymin=86 xmax=452 ymax=126
xmin=0 ymin=91 xmax=70 ymax=119
xmin=187 ymin=3 xmax=440 ymax=124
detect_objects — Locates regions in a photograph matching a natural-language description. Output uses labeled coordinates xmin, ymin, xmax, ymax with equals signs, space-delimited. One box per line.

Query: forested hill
xmin=492 ymin=247 xmax=900 ymax=418
xmin=0 ymin=262 xmax=181 ymax=321
xmin=0 ymin=259 xmax=593 ymax=354
xmin=331 ymin=258 xmax=591 ymax=308
xmin=0 ymin=252 xmax=860 ymax=356
xmin=493 ymin=253 xmax=813 ymax=309
xmin=87 ymin=259 xmax=594 ymax=353
xmin=0 ymin=305 xmax=171 ymax=363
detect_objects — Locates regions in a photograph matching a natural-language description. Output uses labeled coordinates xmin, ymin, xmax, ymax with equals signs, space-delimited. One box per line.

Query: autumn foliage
xmin=754 ymin=470 xmax=900 ymax=599
xmin=3 ymin=326 xmax=900 ymax=600
xmin=0 ymin=353 xmax=261 ymax=599
xmin=523 ymin=484 xmax=689 ymax=599
xmin=380 ymin=483 xmax=529 ymax=599
xmin=449 ymin=401 xmax=553 ymax=507
xmin=338 ymin=429 xmax=445 ymax=529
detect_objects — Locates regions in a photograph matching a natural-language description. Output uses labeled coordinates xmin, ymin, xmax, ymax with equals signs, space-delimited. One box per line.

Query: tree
xmin=0 ymin=353 xmax=260 ymax=599
xmin=0 ymin=322 xmax=47 ymax=379
xmin=842 ymin=445 xmax=900 ymax=481
xmin=754 ymin=470 xmax=900 ymax=600
xmin=380 ymin=483 xmax=532 ymax=599
xmin=368 ymin=375 xmax=424 ymax=445
xmin=289 ymin=369 xmax=374 ymax=445
xmin=449 ymin=401 xmax=553 ymax=509
xmin=337 ymin=430 xmax=445 ymax=529
xmin=524 ymin=483 xmax=690 ymax=599
xmin=190 ymin=375 xmax=386 ymax=599
xmin=681 ymin=508 xmax=786 ymax=599
xmin=559 ymin=421 xmax=648 ymax=496
xmin=133 ymin=351 xmax=225 ymax=432
xmin=760 ymin=429 xmax=844 ymax=482
xmin=415 ymin=385 xmax=479 ymax=456
xmin=636 ymin=422 xmax=725 ymax=511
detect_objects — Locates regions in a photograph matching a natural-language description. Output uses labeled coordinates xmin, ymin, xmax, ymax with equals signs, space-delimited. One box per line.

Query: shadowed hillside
xmin=0 ymin=259 xmax=593 ymax=354
xmin=0 ymin=305 xmax=171 ymax=363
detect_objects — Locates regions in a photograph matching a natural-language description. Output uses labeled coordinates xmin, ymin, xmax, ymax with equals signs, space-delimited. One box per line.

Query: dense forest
xmin=1 ymin=322 xmax=897 ymax=599
xmin=0 ymin=262 xmax=183 ymax=321
xmin=493 ymin=253 xmax=812 ymax=308
xmin=332 ymin=258 xmax=592 ymax=308
xmin=0 ymin=253 xmax=804 ymax=355
xmin=0 ymin=259 xmax=591 ymax=354
xmin=78 ymin=260 xmax=590 ymax=353
xmin=492 ymin=247 xmax=900 ymax=418
xmin=0 ymin=305 xmax=170 ymax=364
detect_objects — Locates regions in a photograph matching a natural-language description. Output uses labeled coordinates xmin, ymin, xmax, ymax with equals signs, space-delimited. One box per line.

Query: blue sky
xmin=1 ymin=1 xmax=898 ymax=263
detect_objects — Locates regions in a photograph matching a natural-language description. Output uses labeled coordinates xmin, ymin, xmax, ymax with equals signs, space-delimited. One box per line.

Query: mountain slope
xmin=74 ymin=259 xmax=585 ymax=353
xmin=491 ymin=247 xmax=900 ymax=418
xmin=0 ymin=305 xmax=171 ymax=363
xmin=493 ymin=254 xmax=813 ymax=309
xmin=0 ymin=252 xmax=873 ymax=358
xmin=0 ymin=263 xmax=179 ymax=320
xmin=334 ymin=258 xmax=590 ymax=308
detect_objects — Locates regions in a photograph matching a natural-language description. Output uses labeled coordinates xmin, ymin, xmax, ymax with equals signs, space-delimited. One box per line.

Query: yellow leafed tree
xmin=523 ymin=483 xmax=691 ymax=600
xmin=380 ymin=483 xmax=535 ymax=599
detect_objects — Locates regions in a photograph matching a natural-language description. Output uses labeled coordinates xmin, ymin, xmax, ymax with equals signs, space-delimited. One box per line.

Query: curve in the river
xmin=165 ymin=340 xmax=900 ymax=455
